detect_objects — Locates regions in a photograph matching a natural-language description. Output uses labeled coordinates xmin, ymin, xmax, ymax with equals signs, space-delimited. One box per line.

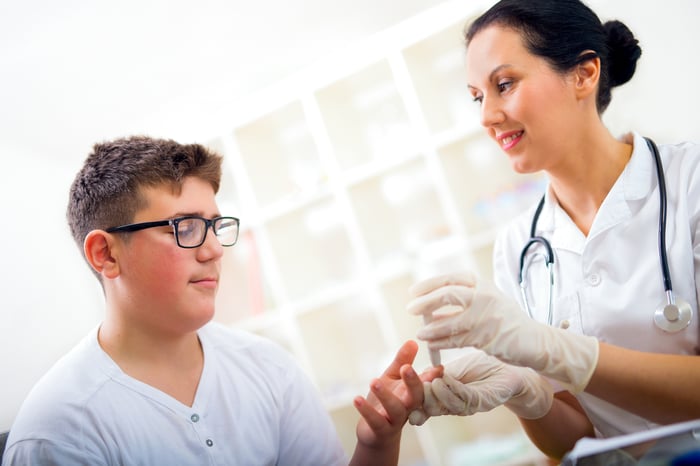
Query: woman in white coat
xmin=407 ymin=0 xmax=700 ymax=460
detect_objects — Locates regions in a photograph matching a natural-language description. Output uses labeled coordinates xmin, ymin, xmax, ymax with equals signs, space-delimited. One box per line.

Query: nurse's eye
xmin=497 ymin=80 xmax=514 ymax=93
xmin=471 ymin=93 xmax=483 ymax=105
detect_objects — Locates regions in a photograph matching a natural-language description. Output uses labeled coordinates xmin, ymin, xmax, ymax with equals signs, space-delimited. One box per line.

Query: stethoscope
xmin=519 ymin=137 xmax=693 ymax=333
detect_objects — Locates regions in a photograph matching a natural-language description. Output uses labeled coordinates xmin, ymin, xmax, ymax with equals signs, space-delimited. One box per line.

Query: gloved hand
xmin=407 ymin=273 xmax=599 ymax=393
xmin=408 ymin=348 xmax=554 ymax=425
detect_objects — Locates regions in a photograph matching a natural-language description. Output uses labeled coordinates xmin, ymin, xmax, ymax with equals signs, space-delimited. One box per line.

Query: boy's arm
xmin=349 ymin=340 xmax=442 ymax=466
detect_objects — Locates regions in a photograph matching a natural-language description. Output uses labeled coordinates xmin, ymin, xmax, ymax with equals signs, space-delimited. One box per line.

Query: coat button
xmin=587 ymin=273 xmax=601 ymax=286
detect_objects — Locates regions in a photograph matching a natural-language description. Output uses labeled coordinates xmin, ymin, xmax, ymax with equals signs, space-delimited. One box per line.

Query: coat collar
xmin=533 ymin=132 xmax=656 ymax=253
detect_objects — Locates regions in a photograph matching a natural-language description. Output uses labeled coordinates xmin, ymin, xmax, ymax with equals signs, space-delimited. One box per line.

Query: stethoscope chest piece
xmin=654 ymin=297 xmax=693 ymax=332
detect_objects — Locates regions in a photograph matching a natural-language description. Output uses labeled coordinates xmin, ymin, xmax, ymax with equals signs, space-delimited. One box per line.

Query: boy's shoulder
xmin=6 ymin=327 xmax=115 ymax=446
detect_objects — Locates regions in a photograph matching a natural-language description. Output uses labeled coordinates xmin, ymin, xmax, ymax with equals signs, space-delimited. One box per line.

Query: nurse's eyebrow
xmin=467 ymin=63 xmax=514 ymax=92
xmin=488 ymin=63 xmax=514 ymax=81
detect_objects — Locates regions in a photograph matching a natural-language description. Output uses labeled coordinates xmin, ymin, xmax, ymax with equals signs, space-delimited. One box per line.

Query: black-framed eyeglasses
xmin=106 ymin=216 xmax=240 ymax=249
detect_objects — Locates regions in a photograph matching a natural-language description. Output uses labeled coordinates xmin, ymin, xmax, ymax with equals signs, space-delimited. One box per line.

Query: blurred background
xmin=1 ymin=0 xmax=699 ymax=464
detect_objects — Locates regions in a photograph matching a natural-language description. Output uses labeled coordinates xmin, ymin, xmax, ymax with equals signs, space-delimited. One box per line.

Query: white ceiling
xmin=0 ymin=0 xmax=450 ymax=165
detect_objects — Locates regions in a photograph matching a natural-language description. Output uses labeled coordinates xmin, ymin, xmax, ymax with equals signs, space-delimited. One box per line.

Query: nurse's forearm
xmin=585 ymin=342 xmax=700 ymax=424
xmin=518 ymin=391 xmax=594 ymax=460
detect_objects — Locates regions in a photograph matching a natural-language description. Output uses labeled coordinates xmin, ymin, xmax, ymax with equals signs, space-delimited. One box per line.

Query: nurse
xmin=407 ymin=0 xmax=700 ymax=460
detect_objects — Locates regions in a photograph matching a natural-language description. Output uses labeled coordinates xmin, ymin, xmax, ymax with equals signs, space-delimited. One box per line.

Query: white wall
xmin=1 ymin=0 xmax=699 ymax=432
xmin=590 ymin=0 xmax=700 ymax=143
xmin=0 ymin=153 xmax=103 ymax=430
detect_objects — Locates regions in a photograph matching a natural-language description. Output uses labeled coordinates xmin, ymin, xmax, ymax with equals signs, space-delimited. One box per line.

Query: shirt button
xmin=206 ymin=439 xmax=214 ymax=447
xmin=190 ymin=414 xmax=200 ymax=423
xmin=587 ymin=273 xmax=601 ymax=286
xmin=560 ymin=320 xmax=570 ymax=329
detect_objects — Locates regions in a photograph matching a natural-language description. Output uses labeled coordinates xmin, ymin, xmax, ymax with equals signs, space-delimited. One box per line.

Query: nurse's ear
xmin=84 ymin=230 xmax=121 ymax=279
xmin=573 ymin=50 xmax=601 ymax=101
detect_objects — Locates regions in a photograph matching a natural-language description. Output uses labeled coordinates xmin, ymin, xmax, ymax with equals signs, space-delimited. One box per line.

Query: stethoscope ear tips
xmin=654 ymin=299 xmax=693 ymax=332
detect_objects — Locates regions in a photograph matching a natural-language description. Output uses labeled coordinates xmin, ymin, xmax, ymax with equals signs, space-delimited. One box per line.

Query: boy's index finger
xmin=382 ymin=340 xmax=418 ymax=378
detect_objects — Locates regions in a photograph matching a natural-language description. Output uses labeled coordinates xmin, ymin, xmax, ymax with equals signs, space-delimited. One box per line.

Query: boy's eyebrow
xmin=171 ymin=211 xmax=222 ymax=218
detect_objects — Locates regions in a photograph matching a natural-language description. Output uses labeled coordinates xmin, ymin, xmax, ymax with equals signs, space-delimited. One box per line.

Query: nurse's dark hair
xmin=465 ymin=0 xmax=642 ymax=113
xmin=66 ymin=135 xmax=223 ymax=272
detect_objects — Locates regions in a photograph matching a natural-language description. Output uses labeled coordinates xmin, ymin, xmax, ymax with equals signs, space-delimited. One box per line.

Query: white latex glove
xmin=407 ymin=273 xmax=599 ymax=393
xmin=409 ymin=348 xmax=553 ymax=425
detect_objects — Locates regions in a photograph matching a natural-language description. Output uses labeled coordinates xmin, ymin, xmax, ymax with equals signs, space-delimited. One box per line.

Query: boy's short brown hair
xmin=67 ymin=135 xmax=223 ymax=262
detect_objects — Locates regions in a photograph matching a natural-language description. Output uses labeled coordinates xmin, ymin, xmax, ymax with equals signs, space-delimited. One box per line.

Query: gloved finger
xmin=443 ymin=348 xmax=504 ymax=382
xmin=408 ymin=408 xmax=428 ymax=426
xmin=432 ymin=376 xmax=472 ymax=415
xmin=406 ymin=285 xmax=476 ymax=316
xmin=408 ymin=272 xmax=477 ymax=298
xmin=415 ymin=310 xmax=479 ymax=344
xmin=422 ymin=380 xmax=450 ymax=417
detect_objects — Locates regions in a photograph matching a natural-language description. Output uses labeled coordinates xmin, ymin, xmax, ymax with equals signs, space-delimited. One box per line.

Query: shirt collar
xmin=533 ymin=131 xmax=656 ymax=251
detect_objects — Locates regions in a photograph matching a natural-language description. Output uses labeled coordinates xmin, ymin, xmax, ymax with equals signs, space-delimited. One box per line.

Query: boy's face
xmin=112 ymin=176 xmax=224 ymax=336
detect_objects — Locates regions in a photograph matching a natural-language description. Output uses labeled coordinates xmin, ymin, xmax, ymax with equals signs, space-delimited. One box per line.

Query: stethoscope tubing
xmin=646 ymin=137 xmax=674 ymax=296
xmin=519 ymin=137 xmax=686 ymax=329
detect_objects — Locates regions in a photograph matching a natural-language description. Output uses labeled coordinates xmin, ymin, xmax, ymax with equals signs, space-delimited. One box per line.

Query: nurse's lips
xmin=496 ymin=130 xmax=523 ymax=150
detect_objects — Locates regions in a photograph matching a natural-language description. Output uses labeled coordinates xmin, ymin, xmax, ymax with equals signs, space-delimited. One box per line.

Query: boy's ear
xmin=574 ymin=51 xmax=601 ymax=100
xmin=84 ymin=230 xmax=120 ymax=279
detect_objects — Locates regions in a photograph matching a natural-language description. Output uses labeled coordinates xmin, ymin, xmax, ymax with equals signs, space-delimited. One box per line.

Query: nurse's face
xmin=466 ymin=25 xmax=581 ymax=174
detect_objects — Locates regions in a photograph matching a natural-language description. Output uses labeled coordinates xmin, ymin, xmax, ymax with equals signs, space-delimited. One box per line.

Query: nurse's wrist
xmin=505 ymin=367 xmax=554 ymax=420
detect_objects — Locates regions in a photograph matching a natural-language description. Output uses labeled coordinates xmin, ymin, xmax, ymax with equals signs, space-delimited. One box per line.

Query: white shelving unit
xmin=210 ymin=1 xmax=547 ymax=464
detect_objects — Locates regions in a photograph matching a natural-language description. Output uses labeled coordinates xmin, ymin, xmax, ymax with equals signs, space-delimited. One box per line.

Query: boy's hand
xmin=353 ymin=340 xmax=442 ymax=448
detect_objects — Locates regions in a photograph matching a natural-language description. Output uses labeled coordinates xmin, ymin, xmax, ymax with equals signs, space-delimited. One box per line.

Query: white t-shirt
xmin=2 ymin=322 xmax=346 ymax=466
xmin=493 ymin=132 xmax=700 ymax=438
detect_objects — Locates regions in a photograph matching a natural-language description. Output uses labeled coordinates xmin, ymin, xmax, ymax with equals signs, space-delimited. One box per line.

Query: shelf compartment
xmin=296 ymin=294 xmax=391 ymax=403
xmin=265 ymin=197 xmax=358 ymax=300
xmin=347 ymin=158 xmax=452 ymax=270
xmin=379 ymin=273 xmax=431 ymax=371
xmin=437 ymin=133 xmax=546 ymax=235
xmin=215 ymin=229 xmax=276 ymax=324
xmin=233 ymin=100 xmax=327 ymax=208
xmin=315 ymin=59 xmax=418 ymax=171
xmin=402 ymin=19 xmax=481 ymax=137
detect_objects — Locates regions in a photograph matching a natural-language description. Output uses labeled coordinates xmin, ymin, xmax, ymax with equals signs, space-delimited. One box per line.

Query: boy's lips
xmin=191 ymin=276 xmax=218 ymax=288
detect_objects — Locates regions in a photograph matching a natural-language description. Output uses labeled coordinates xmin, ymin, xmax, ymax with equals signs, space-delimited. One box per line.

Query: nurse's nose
xmin=480 ymin=95 xmax=505 ymax=128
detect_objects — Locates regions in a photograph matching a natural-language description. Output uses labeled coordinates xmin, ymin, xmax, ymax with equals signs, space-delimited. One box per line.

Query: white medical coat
xmin=493 ymin=132 xmax=700 ymax=437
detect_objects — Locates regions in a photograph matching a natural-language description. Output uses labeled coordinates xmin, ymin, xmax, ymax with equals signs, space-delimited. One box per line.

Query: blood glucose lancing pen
xmin=423 ymin=314 xmax=441 ymax=367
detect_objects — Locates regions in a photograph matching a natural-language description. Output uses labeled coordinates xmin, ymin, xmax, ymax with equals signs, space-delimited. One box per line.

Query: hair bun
xmin=604 ymin=20 xmax=642 ymax=87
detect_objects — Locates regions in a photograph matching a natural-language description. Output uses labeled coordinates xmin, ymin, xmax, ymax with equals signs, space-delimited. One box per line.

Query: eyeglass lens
xmin=176 ymin=217 xmax=238 ymax=248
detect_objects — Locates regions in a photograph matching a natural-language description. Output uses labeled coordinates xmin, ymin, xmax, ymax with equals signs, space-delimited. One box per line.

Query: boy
xmin=3 ymin=136 xmax=438 ymax=465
